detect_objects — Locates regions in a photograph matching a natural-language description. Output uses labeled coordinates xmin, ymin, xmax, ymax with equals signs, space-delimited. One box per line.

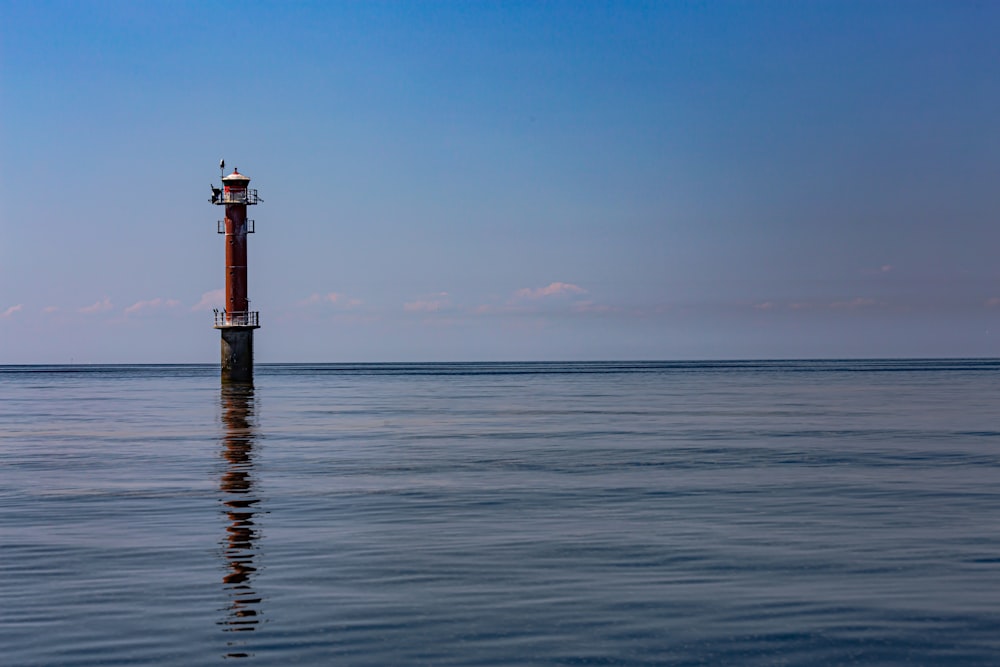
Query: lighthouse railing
xmin=214 ymin=311 xmax=259 ymax=327
xmin=211 ymin=189 xmax=261 ymax=205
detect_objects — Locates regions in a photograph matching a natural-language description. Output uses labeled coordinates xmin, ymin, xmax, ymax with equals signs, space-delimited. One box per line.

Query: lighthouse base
xmin=220 ymin=327 xmax=255 ymax=385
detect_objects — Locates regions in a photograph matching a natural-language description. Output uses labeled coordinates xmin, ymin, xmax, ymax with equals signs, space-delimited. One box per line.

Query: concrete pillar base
xmin=221 ymin=328 xmax=254 ymax=385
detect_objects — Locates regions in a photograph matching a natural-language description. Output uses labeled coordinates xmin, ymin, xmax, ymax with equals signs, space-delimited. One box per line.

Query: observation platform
xmin=210 ymin=189 xmax=261 ymax=205
xmin=213 ymin=310 xmax=260 ymax=329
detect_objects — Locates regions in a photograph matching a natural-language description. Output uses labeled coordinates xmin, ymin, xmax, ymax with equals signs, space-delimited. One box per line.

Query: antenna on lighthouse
xmin=219 ymin=158 xmax=225 ymax=178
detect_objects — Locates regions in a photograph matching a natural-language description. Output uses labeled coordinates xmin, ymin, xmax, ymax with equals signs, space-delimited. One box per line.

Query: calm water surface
xmin=2 ymin=360 xmax=1000 ymax=665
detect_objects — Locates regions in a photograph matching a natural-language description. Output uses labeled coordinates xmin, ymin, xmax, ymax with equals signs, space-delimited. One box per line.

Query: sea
xmin=2 ymin=360 xmax=999 ymax=666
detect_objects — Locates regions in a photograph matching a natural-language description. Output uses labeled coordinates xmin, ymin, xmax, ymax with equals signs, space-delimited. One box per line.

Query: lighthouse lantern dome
xmin=222 ymin=169 xmax=251 ymax=190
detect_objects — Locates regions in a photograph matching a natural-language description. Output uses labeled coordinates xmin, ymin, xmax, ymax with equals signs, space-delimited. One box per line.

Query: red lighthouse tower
xmin=211 ymin=166 xmax=261 ymax=384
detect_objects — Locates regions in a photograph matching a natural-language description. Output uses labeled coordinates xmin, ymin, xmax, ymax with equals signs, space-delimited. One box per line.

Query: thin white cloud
xmin=125 ymin=299 xmax=156 ymax=314
xmin=125 ymin=297 xmax=180 ymax=315
xmin=753 ymin=301 xmax=776 ymax=311
xmin=474 ymin=286 xmax=613 ymax=316
xmin=299 ymin=293 xmax=322 ymax=306
xmin=830 ymin=297 xmax=877 ymax=309
xmin=2 ymin=304 xmax=23 ymax=318
xmin=470 ymin=283 xmax=598 ymax=316
xmin=192 ymin=289 xmax=225 ymax=311
xmin=404 ymin=301 xmax=442 ymax=313
xmin=986 ymin=297 xmax=1000 ymax=308
xmin=404 ymin=292 xmax=450 ymax=313
xmin=299 ymin=292 xmax=362 ymax=308
xmin=42 ymin=306 xmax=59 ymax=313
xmin=513 ymin=282 xmax=587 ymax=300
xmin=79 ymin=297 xmax=113 ymax=314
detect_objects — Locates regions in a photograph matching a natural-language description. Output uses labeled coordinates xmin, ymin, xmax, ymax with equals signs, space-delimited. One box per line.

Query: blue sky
xmin=2 ymin=1 xmax=999 ymax=362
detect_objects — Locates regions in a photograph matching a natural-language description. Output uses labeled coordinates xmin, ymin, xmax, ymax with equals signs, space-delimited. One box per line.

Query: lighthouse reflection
xmin=219 ymin=385 xmax=263 ymax=657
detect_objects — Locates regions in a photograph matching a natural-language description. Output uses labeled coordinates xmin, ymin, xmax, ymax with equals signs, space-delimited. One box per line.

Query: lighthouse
xmin=211 ymin=166 xmax=261 ymax=385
